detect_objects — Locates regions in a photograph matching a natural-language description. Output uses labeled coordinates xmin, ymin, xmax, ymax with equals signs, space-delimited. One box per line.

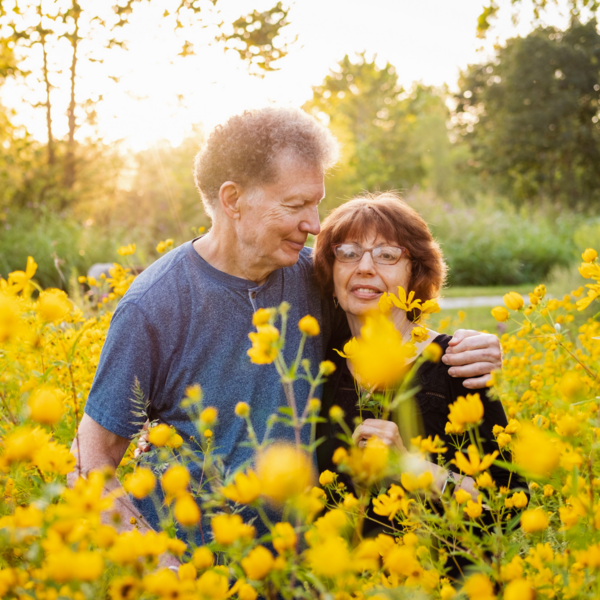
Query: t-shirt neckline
xmin=184 ymin=238 xmax=277 ymax=292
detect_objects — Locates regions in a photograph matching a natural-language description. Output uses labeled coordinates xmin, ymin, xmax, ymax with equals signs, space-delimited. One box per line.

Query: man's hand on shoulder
xmin=442 ymin=329 xmax=502 ymax=389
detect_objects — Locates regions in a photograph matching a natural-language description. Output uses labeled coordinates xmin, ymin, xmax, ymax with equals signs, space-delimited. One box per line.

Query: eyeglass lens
xmin=333 ymin=243 xmax=403 ymax=265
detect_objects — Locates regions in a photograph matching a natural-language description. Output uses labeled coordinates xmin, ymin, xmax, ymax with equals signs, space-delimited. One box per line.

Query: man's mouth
xmin=285 ymin=240 xmax=305 ymax=251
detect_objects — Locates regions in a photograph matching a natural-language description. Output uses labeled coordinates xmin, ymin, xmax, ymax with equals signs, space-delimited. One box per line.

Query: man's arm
xmin=442 ymin=329 xmax=502 ymax=389
xmin=68 ymin=414 xmax=180 ymax=569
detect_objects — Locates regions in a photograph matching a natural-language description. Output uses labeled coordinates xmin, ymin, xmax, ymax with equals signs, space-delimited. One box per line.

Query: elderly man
xmin=71 ymin=108 xmax=501 ymax=564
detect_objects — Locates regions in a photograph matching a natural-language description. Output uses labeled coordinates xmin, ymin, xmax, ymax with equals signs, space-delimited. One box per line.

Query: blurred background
xmin=1 ymin=0 xmax=599 ymax=331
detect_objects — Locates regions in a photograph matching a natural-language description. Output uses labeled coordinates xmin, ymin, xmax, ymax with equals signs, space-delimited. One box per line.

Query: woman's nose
xmin=355 ymin=250 xmax=376 ymax=273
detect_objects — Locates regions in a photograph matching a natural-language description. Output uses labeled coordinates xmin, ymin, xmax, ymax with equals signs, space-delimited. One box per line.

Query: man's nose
xmin=299 ymin=206 xmax=321 ymax=236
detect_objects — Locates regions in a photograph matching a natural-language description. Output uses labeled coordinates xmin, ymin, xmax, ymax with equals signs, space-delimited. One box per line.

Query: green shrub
xmin=406 ymin=192 xmax=580 ymax=286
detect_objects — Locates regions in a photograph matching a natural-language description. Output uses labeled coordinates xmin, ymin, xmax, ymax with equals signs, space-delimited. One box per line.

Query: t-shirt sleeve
xmin=84 ymin=301 xmax=160 ymax=439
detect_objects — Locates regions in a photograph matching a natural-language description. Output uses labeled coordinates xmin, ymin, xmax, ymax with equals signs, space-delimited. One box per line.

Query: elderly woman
xmin=313 ymin=192 xmax=524 ymax=513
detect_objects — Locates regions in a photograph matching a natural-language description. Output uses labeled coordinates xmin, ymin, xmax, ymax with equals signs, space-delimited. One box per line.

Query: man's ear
xmin=218 ymin=181 xmax=242 ymax=220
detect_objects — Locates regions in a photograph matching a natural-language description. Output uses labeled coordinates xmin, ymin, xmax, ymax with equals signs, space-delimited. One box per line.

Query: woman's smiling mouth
xmin=351 ymin=285 xmax=383 ymax=300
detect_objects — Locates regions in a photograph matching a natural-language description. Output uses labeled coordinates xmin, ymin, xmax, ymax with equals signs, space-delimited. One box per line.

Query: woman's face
xmin=332 ymin=234 xmax=412 ymax=317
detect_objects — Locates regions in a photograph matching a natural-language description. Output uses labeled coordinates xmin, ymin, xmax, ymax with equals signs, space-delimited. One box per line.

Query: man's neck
xmin=192 ymin=228 xmax=273 ymax=286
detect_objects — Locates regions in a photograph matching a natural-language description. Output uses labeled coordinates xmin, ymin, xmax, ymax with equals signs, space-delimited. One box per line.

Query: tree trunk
xmin=41 ymin=33 xmax=55 ymax=166
xmin=64 ymin=2 xmax=80 ymax=190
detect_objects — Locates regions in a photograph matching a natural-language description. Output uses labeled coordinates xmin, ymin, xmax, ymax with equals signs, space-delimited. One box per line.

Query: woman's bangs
xmin=330 ymin=205 xmax=399 ymax=246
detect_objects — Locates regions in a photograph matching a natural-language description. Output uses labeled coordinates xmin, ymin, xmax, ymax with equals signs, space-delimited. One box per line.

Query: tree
xmin=0 ymin=0 xmax=292 ymax=201
xmin=477 ymin=0 xmax=599 ymax=37
xmin=456 ymin=19 xmax=600 ymax=205
xmin=304 ymin=54 xmax=456 ymax=209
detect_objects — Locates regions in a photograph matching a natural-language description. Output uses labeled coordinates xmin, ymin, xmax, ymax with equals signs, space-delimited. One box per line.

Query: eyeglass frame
xmin=330 ymin=242 xmax=409 ymax=265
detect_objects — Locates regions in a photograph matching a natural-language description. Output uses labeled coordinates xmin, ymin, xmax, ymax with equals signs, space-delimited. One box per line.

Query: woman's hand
xmin=353 ymin=419 xmax=407 ymax=452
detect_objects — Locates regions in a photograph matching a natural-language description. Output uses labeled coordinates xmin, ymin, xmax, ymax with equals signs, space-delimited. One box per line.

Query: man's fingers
xmin=443 ymin=348 xmax=501 ymax=367
xmin=447 ymin=329 xmax=479 ymax=345
xmin=462 ymin=374 xmax=492 ymax=390
xmin=447 ymin=362 xmax=498 ymax=379
xmin=446 ymin=333 xmax=499 ymax=354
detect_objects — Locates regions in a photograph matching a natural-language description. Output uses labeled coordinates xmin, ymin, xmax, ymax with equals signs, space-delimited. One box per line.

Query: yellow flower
xmin=559 ymin=371 xmax=586 ymax=401
xmin=0 ymin=292 xmax=23 ymax=343
xmin=252 ymin=307 xmax=273 ymax=326
xmin=247 ymin=324 xmax=280 ymax=364
xmin=496 ymin=432 xmax=512 ymax=449
xmin=475 ymin=471 xmax=496 ymax=489
xmin=174 ymin=493 xmax=201 ymax=526
xmin=423 ymin=342 xmax=443 ymax=362
xmin=211 ymin=514 xmax=255 ymax=546
xmin=401 ymin=470 xmax=433 ymax=492
xmin=36 ymin=289 xmax=71 ymax=322
xmin=319 ymin=360 xmax=336 ymax=376
xmin=148 ymin=423 xmax=175 ymax=446
xmin=222 ymin=470 xmax=261 ymax=504
xmin=161 ymin=465 xmax=190 ymax=499
xmin=340 ymin=437 xmax=390 ymax=486
xmin=200 ymin=406 xmax=218 ymax=424
xmin=298 ymin=315 xmax=320 ymax=336
xmin=235 ymin=402 xmax=250 ymax=417
xmin=307 ymin=398 xmax=321 ymax=412
xmin=451 ymin=445 xmax=498 ymax=476
xmin=192 ymin=547 xmax=214 ymax=570
xmin=505 ymin=491 xmax=528 ymax=509
xmin=582 ymin=248 xmax=598 ymax=262
xmin=440 ymin=583 xmax=457 ymax=600
xmin=513 ymin=424 xmax=559 ymax=477
xmin=109 ymin=576 xmax=140 ymax=600
xmin=7 ymin=256 xmax=37 ymax=295
xmin=349 ymin=311 xmax=417 ymax=388
xmin=272 ymin=522 xmax=297 ymax=554
xmin=454 ymin=489 xmax=471 ymax=504
xmin=463 ymin=495 xmax=483 ymax=519
xmin=503 ymin=291 xmax=524 ymax=311
xmin=410 ymin=435 xmax=447 ymax=454
xmin=334 ymin=337 xmax=360 ymax=359
xmin=543 ymin=484 xmax=554 ymax=497
xmin=447 ymin=393 xmax=484 ymax=433
xmin=491 ymin=306 xmax=509 ymax=322
xmin=242 ymin=546 xmax=274 ymax=580
xmin=256 ymin=443 xmax=314 ymax=503
xmin=117 ymin=243 xmax=136 ymax=256
xmin=411 ymin=326 xmax=429 ymax=343
xmin=45 ymin=549 xmax=104 ymax=583
xmin=319 ymin=470 xmax=336 ymax=486
xmin=237 ymin=582 xmax=258 ymax=600
xmin=124 ymin=467 xmax=156 ymax=499
xmin=204 ymin=429 xmax=213 ymax=438
xmin=343 ymin=493 xmax=359 ymax=509
xmin=521 ymin=509 xmax=549 ymax=533
xmin=28 ymin=387 xmax=63 ymax=425
xmin=462 ymin=573 xmax=494 ymax=600
xmin=384 ymin=544 xmax=422 ymax=577
xmin=306 ymin=535 xmax=351 ymax=577
xmin=195 ymin=570 xmax=230 ymax=600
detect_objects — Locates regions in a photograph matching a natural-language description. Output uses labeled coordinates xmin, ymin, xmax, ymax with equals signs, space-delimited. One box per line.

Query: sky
xmin=1 ymin=0 xmax=574 ymax=150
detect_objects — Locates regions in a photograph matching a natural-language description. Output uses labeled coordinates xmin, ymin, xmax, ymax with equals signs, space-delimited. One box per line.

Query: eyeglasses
xmin=331 ymin=243 xmax=408 ymax=265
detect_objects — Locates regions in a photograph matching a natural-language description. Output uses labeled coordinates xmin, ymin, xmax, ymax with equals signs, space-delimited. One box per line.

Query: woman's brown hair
xmin=313 ymin=192 xmax=447 ymax=319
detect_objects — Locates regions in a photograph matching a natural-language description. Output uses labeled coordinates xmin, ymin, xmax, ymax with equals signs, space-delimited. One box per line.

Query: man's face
xmin=237 ymin=154 xmax=325 ymax=272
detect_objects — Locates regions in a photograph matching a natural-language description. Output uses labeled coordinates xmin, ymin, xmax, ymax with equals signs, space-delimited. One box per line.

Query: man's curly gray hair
xmin=194 ymin=107 xmax=339 ymax=217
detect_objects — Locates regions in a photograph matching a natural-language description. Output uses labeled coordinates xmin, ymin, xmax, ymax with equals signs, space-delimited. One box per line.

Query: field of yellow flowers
xmin=0 ymin=245 xmax=599 ymax=600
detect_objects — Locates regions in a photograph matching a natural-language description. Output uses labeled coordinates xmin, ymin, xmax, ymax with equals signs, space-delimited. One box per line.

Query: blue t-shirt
xmin=84 ymin=240 xmax=335 ymax=537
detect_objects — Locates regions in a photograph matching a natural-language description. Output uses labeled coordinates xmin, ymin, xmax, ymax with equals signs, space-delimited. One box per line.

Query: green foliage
xmin=456 ymin=19 xmax=600 ymax=206
xmin=305 ymin=54 xmax=465 ymax=209
xmin=0 ymin=209 xmax=120 ymax=290
xmin=407 ymin=192 xmax=579 ymax=286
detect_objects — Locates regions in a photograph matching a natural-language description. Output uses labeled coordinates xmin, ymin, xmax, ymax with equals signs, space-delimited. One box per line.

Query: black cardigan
xmin=317 ymin=334 xmax=525 ymax=492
